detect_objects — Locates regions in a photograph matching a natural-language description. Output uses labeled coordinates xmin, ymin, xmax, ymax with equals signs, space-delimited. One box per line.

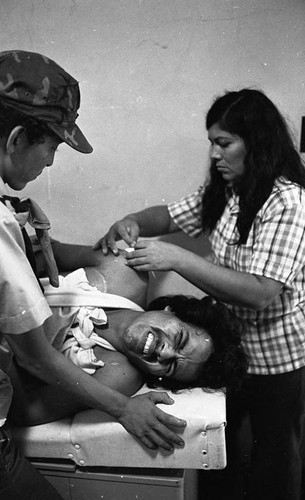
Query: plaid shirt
xmin=168 ymin=178 xmax=305 ymax=375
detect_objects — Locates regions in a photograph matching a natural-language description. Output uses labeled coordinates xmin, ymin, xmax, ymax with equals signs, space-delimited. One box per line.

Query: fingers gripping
xmin=119 ymin=392 xmax=186 ymax=450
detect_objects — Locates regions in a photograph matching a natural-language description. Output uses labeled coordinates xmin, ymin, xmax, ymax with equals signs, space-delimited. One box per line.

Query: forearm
xmin=51 ymin=242 xmax=103 ymax=272
xmin=96 ymin=205 xmax=180 ymax=253
xmin=129 ymin=206 xmax=176 ymax=237
xmin=172 ymin=247 xmax=281 ymax=310
xmin=7 ymin=332 xmax=129 ymax=420
xmin=49 ymin=351 xmax=128 ymax=418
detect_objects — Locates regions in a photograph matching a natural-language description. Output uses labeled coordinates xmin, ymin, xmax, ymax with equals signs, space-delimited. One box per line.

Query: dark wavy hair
xmin=0 ymin=101 xmax=57 ymax=144
xmin=145 ymin=295 xmax=248 ymax=393
xmin=201 ymin=88 xmax=305 ymax=244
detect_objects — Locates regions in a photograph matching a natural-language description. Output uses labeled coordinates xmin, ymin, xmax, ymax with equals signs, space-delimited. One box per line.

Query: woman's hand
xmin=124 ymin=240 xmax=183 ymax=272
xmin=117 ymin=391 xmax=186 ymax=451
xmin=94 ymin=217 xmax=140 ymax=255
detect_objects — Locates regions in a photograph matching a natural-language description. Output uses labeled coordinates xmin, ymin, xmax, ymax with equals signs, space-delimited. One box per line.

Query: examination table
xmin=13 ymin=386 xmax=226 ymax=499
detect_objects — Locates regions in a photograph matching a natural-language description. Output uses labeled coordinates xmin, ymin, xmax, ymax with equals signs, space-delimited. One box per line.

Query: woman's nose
xmin=210 ymin=144 xmax=222 ymax=160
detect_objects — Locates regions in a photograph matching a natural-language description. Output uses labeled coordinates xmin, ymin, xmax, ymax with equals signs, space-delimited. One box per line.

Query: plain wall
xmin=1 ymin=0 xmax=305 ymax=297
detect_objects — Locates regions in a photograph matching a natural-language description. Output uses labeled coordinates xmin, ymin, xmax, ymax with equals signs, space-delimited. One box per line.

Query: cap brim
xmin=47 ymin=123 xmax=93 ymax=154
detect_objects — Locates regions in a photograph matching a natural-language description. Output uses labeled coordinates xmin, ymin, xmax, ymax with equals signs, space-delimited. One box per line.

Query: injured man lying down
xmin=7 ymin=240 xmax=248 ymax=427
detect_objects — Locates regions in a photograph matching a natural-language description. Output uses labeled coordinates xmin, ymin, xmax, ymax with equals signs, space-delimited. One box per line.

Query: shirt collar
xmin=0 ymin=178 xmax=10 ymax=196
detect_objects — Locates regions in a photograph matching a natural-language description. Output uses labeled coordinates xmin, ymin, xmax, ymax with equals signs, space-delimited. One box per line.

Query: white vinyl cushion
xmin=14 ymin=386 xmax=226 ymax=470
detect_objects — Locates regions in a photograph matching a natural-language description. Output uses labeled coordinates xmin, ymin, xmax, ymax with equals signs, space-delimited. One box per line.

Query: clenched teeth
xmin=143 ymin=332 xmax=154 ymax=354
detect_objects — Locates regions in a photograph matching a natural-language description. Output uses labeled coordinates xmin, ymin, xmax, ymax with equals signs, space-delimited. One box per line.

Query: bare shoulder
xmin=85 ymin=249 xmax=148 ymax=308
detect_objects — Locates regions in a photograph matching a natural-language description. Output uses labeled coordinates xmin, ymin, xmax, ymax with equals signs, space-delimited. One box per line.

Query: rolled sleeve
xmin=168 ymin=187 xmax=204 ymax=237
xmin=0 ymin=214 xmax=51 ymax=334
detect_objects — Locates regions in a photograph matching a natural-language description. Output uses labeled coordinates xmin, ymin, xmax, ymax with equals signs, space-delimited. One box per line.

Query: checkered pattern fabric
xmin=168 ymin=178 xmax=305 ymax=375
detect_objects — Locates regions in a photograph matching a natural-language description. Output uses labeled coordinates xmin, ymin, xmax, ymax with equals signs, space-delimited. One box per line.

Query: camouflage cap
xmin=0 ymin=50 xmax=93 ymax=153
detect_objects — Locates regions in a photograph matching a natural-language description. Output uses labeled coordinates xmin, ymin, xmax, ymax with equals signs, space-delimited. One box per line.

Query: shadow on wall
xmin=147 ymin=232 xmax=211 ymax=303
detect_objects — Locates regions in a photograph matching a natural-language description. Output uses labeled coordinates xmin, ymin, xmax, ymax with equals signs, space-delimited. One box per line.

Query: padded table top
xmin=13 ymin=387 xmax=226 ymax=470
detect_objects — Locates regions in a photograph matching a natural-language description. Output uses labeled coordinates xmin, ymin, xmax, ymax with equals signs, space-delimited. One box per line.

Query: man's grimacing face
xmin=122 ymin=310 xmax=214 ymax=383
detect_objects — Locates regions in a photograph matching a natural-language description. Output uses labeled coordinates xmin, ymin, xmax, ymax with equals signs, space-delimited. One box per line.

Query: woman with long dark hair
xmin=97 ymin=88 xmax=305 ymax=500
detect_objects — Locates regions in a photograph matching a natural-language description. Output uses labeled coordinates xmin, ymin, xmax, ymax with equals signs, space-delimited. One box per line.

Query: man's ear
xmin=6 ymin=126 xmax=26 ymax=154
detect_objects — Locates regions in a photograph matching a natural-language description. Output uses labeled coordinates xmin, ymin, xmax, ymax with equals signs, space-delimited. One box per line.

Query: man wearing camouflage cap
xmin=0 ymin=50 xmax=185 ymax=499
xmin=0 ymin=50 xmax=93 ymax=153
